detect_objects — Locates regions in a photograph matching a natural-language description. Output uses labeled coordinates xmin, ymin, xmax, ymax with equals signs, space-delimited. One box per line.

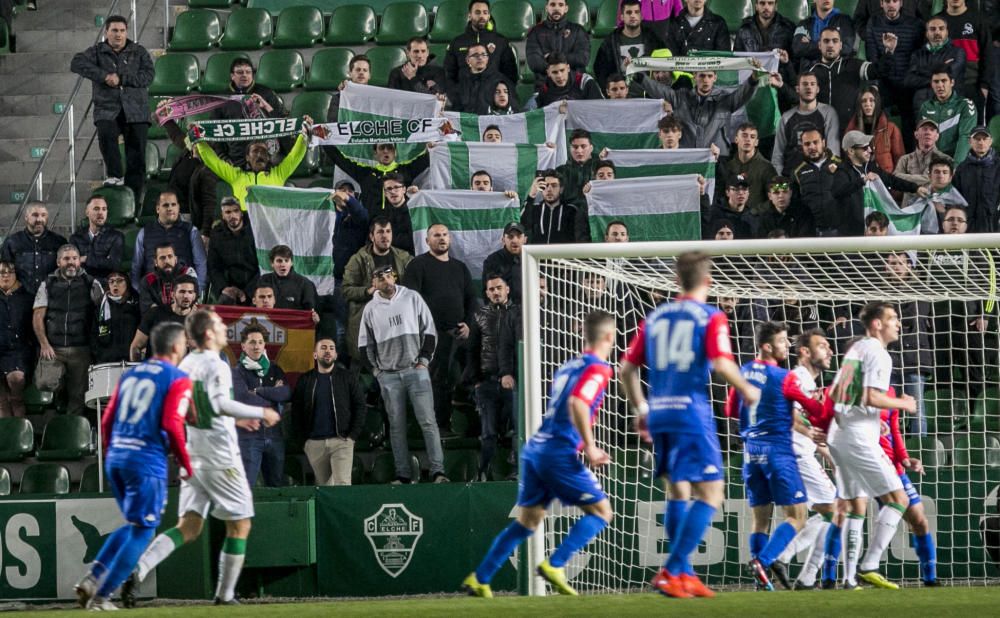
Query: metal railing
xmin=6 ymin=0 xmax=167 ymax=236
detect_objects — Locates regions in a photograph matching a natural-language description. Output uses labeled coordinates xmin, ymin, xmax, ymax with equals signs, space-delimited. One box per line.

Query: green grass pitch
xmin=13 ymin=587 xmax=1000 ymax=617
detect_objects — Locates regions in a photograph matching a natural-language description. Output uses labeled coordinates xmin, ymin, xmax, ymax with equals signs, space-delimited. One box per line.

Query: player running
xmin=879 ymin=391 xmax=938 ymax=586
xmin=463 ymin=311 xmax=617 ymax=598
xmin=824 ymin=303 xmax=916 ymax=590
xmin=74 ymin=323 xmax=193 ymax=611
xmin=724 ymin=322 xmax=825 ymax=591
xmin=121 ymin=309 xmax=280 ymax=606
xmin=620 ymin=251 xmax=761 ymax=599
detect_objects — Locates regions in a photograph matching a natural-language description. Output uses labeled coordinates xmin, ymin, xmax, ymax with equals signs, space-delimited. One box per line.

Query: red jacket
xmin=845 ymin=113 xmax=904 ymax=174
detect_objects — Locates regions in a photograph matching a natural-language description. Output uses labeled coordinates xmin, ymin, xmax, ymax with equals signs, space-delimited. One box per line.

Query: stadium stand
xmin=272 ymin=5 xmax=324 ymax=49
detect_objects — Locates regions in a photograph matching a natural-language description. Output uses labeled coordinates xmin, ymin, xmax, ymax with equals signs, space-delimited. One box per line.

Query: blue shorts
xmin=652 ymin=430 xmax=724 ymax=484
xmin=107 ymin=463 xmax=167 ymax=528
xmin=743 ymin=447 xmax=807 ymax=507
xmin=517 ymin=451 xmax=606 ymax=508
xmin=899 ymin=472 xmax=921 ymax=505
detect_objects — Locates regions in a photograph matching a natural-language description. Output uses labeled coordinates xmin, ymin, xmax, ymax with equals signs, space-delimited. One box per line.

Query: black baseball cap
xmin=504 ymin=222 xmax=526 ymax=235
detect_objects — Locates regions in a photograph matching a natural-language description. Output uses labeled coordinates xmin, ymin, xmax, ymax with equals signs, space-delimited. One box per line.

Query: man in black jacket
xmin=450 ymin=43 xmax=514 ymax=114
xmin=70 ymin=194 xmax=124 ymax=283
xmin=665 ymin=0 xmax=731 ymax=56
xmin=894 ymin=16 xmax=967 ymax=113
xmin=444 ymin=0 xmax=519 ymax=86
xmin=0 ymin=202 xmax=67 ymax=296
xmin=137 ymin=243 xmax=197 ymax=315
xmin=534 ymin=53 xmax=603 ymax=107
xmin=805 ymin=26 xmax=879 ymax=128
xmin=388 ymin=37 xmax=447 ymax=94
xmin=735 ymin=0 xmax=796 ymax=54
xmin=521 ymin=170 xmax=578 ymax=244
xmin=864 ymin=0 xmax=925 ymax=145
xmin=832 ymin=130 xmax=926 ymax=235
xmin=233 ymin=323 xmax=292 ymax=488
xmin=757 ymin=175 xmax=815 ymax=237
xmin=482 ymin=223 xmax=525 ymax=304
xmin=953 ymin=126 xmax=1000 ymax=233
xmin=292 ymin=338 xmax=366 ymax=485
xmin=70 ymin=15 xmax=154 ymax=197
xmin=208 ymin=197 xmax=259 ymax=304
xmin=464 ymin=274 xmax=519 ymax=480
xmin=93 ymin=271 xmax=139 ymax=364
xmin=0 ymin=261 xmax=34 ymax=418
xmin=791 ymin=126 xmax=844 ymax=235
xmin=210 ymin=57 xmax=290 ymax=169
xmin=253 ymin=245 xmax=319 ymax=317
xmin=885 ymin=251 xmax=933 ymax=435
xmin=703 ymin=175 xmax=760 ymax=239
xmin=792 ymin=0 xmax=857 ymax=72
xmin=323 ymin=142 xmax=429 ymax=215
xmin=525 ymin=0 xmax=590 ymax=85
xmin=594 ymin=0 xmax=665 ymax=98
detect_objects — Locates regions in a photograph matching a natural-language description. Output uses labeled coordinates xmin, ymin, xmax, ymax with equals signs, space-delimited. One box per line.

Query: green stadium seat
xmin=971 ymin=388 xmax=1000 ymax=432
xmin=20 ymin=463 xmax=71 ymax=495
xmin=990 ymin=116 xmax=1000 ymax=146
xmin=79 ymin=463 xmax=104 ymax=493
xmin=444 ymin=449 xmax=478 ymax=482
xmin=904 ymin=436 xmax=947 ymax=467
xmin=427 ymin=42 xmax=448 ymax=65
xmin=37 ymin=415 xmax=92 ymax=461
xmin=290 ymin=91 xmax=332 ymax=124
xmin=284 ymin=455 xmax=310 ymax=485
xmin=323 ymin=4 xmax=377 ymax=45
xmin=148 ymin=53 xmax=201 ymax=95
xmin=566 ymin=0 xmax=591 ymax=31
xmin=158 ymin=143 xmax=185 ymax=182
xmin=376 ymin=2 xmax=430 ymax=45
xmin=22 ymin=385 xmax=53 ymax=414
xmin=305 ymin=47 xmax=353 ymax=90
xmin=168 ymin=9 xmax=222 ymax=51
xmin=516 ymin=82 xmax=535 ymax=106
xmin=0 ymin=20 xmax=10 ymax=55
xmin=778 ymin=0 xmax=810 ymax=23
xmin=492 ymin=0 xmax=535 ymax=41
xmin=272 ymin=5 xmax=324 ymax=49
xmin=92 ymin=185 xmax=136 ymax=227
xmin=586 ymin=36 xmax=602 ymax=77
xmin=592 ymin=0 xmax=618 ymax=37
xmin=0 ymin=418 xmax=34 ymax=462
xmin=953 ymin=434 xmax=1000 ymax=467
xmin=120 ymin=224 xmax=139 ymax=272
xmin=713 ymin=0 xmax=752 ymax=33
xmin=924 ymin=388 xmax=968 ymax=434
xmin=0 ymin=467 xmax=10 ymax=496
xmin=366 ymin=46 xmax=408 ymax=87
xmin=218 ymin=7 xmax=272 ymax=50
xmin=188 ymin=0 xmax=235 ymax=7
xmin=430 ymin=0 xmax=468 ymax=42
xmin=291 ymin=144 xmax=320 ymax=178
xmin=201 ymin=51 xmax=250 ymax=94
xmin=369 ymin=451 xmax=421 ymax=483
xmin=255 ymin=49 xmax=305 ymax=92
xmin=837 ymin=0 xmax=860 ymax=17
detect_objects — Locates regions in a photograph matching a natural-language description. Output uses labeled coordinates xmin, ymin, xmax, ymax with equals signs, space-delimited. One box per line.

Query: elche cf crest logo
xmin=225 ymin=314 xmax=288 ymax=361
xmin=364 ymin=503 xmax=424 ymax=578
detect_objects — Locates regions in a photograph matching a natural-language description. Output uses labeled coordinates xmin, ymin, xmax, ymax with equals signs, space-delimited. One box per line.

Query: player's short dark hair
xmin=798 ymin=122 xmax=823 ymax=141
xmin=149 ymin=322 xmax=186 ymax=357
xmin=943 ymin=204 xmax=968 ymax=218
xmin=756 ymin=321 xmax=787 ymax=349
xmin=604 ymin=219 xmax=627 ymax=235
xmin=546 ymin=52 xmax=569 ymax=67
xmin=929 ymin=63 xmax=952 ymax=79
xmin=185 ymin=308 xmax=218 ymax=347
xmin=795 ymin=328 xmax=827 ymax=353
xmin=860 ymin=301 xmax=893 ymax=330
xmin=349 ymin=55 xmax=370 ymax=71
xmin=471 ymin=169 xmax=493 ymax=183
xmin=865 ymin=211 xmax=890 ymax=229
xmin=583 ymin=310 xmax=616 ymax=345
xmin=657 ymin=116 xmax=682 ymax=133
xmin=240 ymin=323 xmax=269 ymax=343
xmin=929 ymin=154 xmax=954 ymax=173
xmin=369 ymin=215 xmax=392 ymax=233
xmin=105 ymin=15 xmax=128 ymax=29
xmin=269 ymin=245 xmax=293 ymax=262
xmin=570 ymin=128 xmax=592 ymax=143
xmin=483 ymin=272 xmax=507 ymax=286
xmin=482 ymin=124 xmax=502 ymax=137
xmin=675 ymin=251 xmax=711 ymax=292
xmin=173 ymin=274 xmax=198 ymax=292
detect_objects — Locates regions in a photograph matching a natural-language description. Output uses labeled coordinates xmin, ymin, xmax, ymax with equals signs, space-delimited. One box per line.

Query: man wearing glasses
xmin=0 ymin=262 xmax=33 ymax=418
xmin=380 ymin=174 xmax=416 ymax=255
xmin=451 ymin=43 xmax=515 ymax=114
xmin=831 ymin=131 xmax=927 ymax=235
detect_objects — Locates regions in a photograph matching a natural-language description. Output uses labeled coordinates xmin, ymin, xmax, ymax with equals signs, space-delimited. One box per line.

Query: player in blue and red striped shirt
xmin=463 ymin=311 xmax=617 ymax=598
xmin=621 ymin=251 xmax=761 ymax=599
xmin=74 ymin=322 xmax=193 ymax=611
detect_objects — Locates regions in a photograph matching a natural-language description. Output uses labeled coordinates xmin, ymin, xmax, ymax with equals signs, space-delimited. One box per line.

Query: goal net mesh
xmin=528 ymin=242 xmax=1000 ymax=592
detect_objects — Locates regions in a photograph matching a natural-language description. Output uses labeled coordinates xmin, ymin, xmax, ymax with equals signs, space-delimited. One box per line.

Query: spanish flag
xmin=210 ymin=305 xmax=316 ymax=385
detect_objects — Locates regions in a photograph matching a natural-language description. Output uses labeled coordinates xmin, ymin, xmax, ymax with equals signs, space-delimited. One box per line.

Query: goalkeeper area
xmin=520 ymin=234 xmax=1000 ymax=594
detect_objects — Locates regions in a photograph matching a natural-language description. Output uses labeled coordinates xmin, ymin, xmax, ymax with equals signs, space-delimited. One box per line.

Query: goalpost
xmin=521 ymin=234 xmax=1000 ymax=595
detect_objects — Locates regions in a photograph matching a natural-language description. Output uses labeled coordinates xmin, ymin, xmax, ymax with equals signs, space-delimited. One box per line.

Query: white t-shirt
xmin=791 ymin=365 xmax=818 ymax=456
xmin=828 ymin=337 xmax=892 ymax=445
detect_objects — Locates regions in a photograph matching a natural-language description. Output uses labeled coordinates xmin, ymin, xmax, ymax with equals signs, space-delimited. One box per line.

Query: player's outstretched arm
xmin=712 ymin=357 xmax=760 ymax=406
xmin=865 ymin=387 xmax=916 ymax=413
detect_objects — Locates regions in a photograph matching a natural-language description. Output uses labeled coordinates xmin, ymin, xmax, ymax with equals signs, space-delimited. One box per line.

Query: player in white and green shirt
xmin=122 ymin=309 xmax=280 ymax=607
xmin=826 ymin=302 xmax=915 ymax=590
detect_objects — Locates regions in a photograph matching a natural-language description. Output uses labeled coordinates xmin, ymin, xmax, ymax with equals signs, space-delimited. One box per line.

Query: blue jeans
xmin=894 ymin=371 xmax=928 ymax=436
xmin=238 ymin=432 xmax=286 ymax=488
xmin=474 ymin=379 xmax=516 ymax=476
xmin=378 ymin=366 xmax=444 ymax=479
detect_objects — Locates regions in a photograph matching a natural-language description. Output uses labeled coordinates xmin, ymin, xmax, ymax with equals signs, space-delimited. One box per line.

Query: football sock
xmin=136 ymin=527 xmax=185 ymax=582
xmin=797 ymin=521 xmax=830 ymax=587
xmin=665 ymin=500 xmax=715 ymax=576
xmin=90 ymin=525 xmax=130 ymax=582
xmin=859 ymin=503 xmax=905 ymax=572
xmin=843 ymin=513 xmax=865 ymax=584
xmin=749 ymin=532 xmax=768 ymax=559
xmin=549 ymin=515 xmax=608 ymax=568
xmin=475 ymin=521 xmax=533 ymax=584
xmin=778 ymin=513 xmax=824 ymax=563
xmin=758 ymin=522 xmax=797 ymax=568
xmin=215 ymin=537 xmax=247 ymax=602
xmin=96 ymin=525 xmax=155 ymax=598
xmin=913 ymin=533 xmax=937 ymax=582
xmin=822 ymin=519 xmax=842 ymax=583
xmin=665 ymin=500 xmax=694 ymax=575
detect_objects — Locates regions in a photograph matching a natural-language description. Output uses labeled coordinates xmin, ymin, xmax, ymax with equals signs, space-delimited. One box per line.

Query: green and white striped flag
xmin=423 ymin=142 xmax=564 ymax=198
xmin=443 ymin=104 xmax=566 ymax=152
xmin=863 ymin=177 xmax=944 ymax=235
xmin=408 ymin=190 xmax=519 ymax=279
xmin=564 ymin=99 xmax=665 ymax=152
xmin=585 ymin=175 xmax=702 ymax=242
xmin=338 ymin=82 xmax=441 ymax=163
xmin=245 ymin=185 xmax=336 ymax=294
xmin=602 ymin=147 xmax=716 ymax=202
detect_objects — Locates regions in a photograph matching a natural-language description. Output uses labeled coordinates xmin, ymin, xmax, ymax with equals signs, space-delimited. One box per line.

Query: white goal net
xmin=521 ymin=235 xmax=1000 ymax=594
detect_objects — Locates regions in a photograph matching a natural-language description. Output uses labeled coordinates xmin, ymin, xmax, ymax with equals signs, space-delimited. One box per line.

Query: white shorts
xmin=796 ymin=453 xmax=837 ymax=507
xmin=828 ymin=440 xmax=902 ymax=500
xmin=178 ymin=466 xmax=254 ymax=521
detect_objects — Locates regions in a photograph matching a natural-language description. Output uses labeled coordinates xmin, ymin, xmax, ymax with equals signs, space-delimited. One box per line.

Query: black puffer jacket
xmin=0 ymin=229 xmax=67 ymax=296
xmin=387 ymin=60 xmax=447 ymax=94
xmin=535 ymin=71 xmax=603 ymax=107
xmin=465 ymin=300 xmax=518 ymax=382
xmin=42 ymin=273 xmax=98 ymax=348
xmin=93 ymin=293 xmax=140 ymax=363
xmin=525 ymin=18 xmax=591 ymax=81
xmin=0 ymin=284 xmax=34 ymax=355
xmin=792 ymin=12 xmax=856 ymax=71
xmin=888 ymin=299 xmax=932 ymax=375
xmin=451 ymin=68 xmax=515 ymax=114
xmin=953 ymin=148 xmax=1000 ymax=234
xmin=791 ymin=153 xmax=842 ymax=231
xmin=208 ymin=222 xmax=259 ymax=299
xmin=70 ymin=39 xmax=154 ymax=123
xmin=863 ymin=13 xmax=925 ymax=85
xmin=70 ymin=225 xmax=124 ymax=282
xmin=291 ymin=365 xmax=366 ymax=443
xmin=444 ymin=23 xmax=519 ymax=85
xmin=734 ymin=13 xmax=796 ymax=53
xmin=593 ymin=26 xmax=666 ymax=89
xmin=665 ymin=8 xmax=731 ymax=56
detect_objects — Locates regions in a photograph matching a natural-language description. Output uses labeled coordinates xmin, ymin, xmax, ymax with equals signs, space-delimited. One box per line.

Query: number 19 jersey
xmin=623 ymin=297 xmax=733 ymax=435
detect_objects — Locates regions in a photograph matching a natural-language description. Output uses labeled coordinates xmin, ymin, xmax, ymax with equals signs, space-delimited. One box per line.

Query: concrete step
xmin=0 ymin=137 xmax=105 ymax=163
xmin=0 ymin=52 xmax=78 ymax=75
xmin=0 ymin=72 xmax=85 ymax=96
xmin=0 ymin=94 xmax=74 ymax=116
xmin=0 ymin=159 xmax=105 ymax=186
xmin=16 ymin=29 xmax=105 ymax=53
xmin=0 ymin=115 xmax=97 ymax=140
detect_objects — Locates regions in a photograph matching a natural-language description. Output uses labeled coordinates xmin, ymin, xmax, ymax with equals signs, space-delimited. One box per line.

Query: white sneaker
xmin=74 ymin=573 xmax=97 ymax=608
xmin=86 ymin=596 xmax=119 ymax=611
xmin=103 ymin=177 xmax=124 ymax=186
